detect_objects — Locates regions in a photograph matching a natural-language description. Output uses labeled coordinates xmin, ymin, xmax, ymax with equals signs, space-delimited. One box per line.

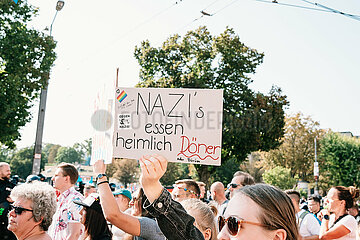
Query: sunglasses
xmin=173 ymin=185 xmax=199 ymax=197
xmin=227 ymin=183 xmax=241 ymax=189
xmin=218 ymin=216 xmax=268 ymax=236
xmin=10 ymin=205 xmax=33 ymax=215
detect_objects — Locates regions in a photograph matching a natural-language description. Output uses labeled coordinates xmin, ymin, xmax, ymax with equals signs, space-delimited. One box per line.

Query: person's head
xmin=307 ymin=195 xmax=321 ymax=214
xmin=325 ymin=186 xmax=360 ymax=214
xmin=197 ymin=181 xmax=206 ymax=199
xmin=0 ymin=162 xmax=11 ymax=180
xmin=84 ymin=184 xmax=97 ymax=198
xmin=129 ymin=188 xmax=149 ymax=217
xmin=218 ymin=184 xmax=299 ymax=240
xmin=8 ymin=182 xmax=56 ymax=238
xmin=52 ymin=163 xmax=79 ymax=193
xmin=113 ymin=189 xmax=132 ymax=212
xmin=75 ymin=193 xmax=112 ymax=240
xmin=284 ymin=190 xmax=301 ymax=212
xmin=210 ymin=181 xmax=226 ymax=203
xmin=228 ymin=172 xmax=255 ymax=198
xmin=182 ymin=199 xmax=217 ymax=240
xmin=172 ymin=179 xmax=200 ymax=202
xmin=26 ymin=175 xmax=41 ymax=183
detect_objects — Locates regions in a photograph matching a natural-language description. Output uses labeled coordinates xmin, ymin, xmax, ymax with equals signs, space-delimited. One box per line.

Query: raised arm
xmin=318 ymin=210 xmax=350 ymax=240
xmin=93 ymin=160 xmax=141 ymax=236
xmin=139 ymin=154 xmax=205 ymax=240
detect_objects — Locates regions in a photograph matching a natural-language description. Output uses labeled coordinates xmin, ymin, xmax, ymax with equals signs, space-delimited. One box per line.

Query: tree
xmin=0 ymin=0 xmax=56 ymax=148
xmin=0 ymin=145 xmax=12 ymax=163
xmin=73 ymin=138 xmax=92 ymax=162
xmin=239 ymin=151 xmax=266 ymax=183
xmin=264 ymin=113 xmax=326 ymax=181
xmin=9 ymin=146 xmax=46 ymax=179
xmin=134 ymin=26 xmax=288 ymax=185
xmin=161 ymin=162 xmax=192 ymax=186
xmin=262 ymin=166 xmax=297 ymax=190
xmin=113 ymin=159 xmax=139 ymax=188
xmin=320 ymin=132 xmax=360 ymax=187
xmin=55 ymin=147 xmax=82 ymax=164
xmin=42 ymin=143 xmax=61 ymax=164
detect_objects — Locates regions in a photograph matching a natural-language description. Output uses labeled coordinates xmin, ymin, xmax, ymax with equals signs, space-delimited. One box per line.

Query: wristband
xmin=97 ymin=181 xmax=109 ymax=186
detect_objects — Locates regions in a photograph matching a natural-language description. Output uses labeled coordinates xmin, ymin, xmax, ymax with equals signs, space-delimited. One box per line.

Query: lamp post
xmin=314 ymin=137 xmax=319 ymax=195
xmin=32 ymin=1 xmax=65 ymax=175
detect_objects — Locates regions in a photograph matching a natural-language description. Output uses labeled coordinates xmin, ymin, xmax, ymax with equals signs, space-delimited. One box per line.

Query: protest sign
xmin=113 ymin=87 xmax=223 ymax=166
xmin=91 ymin=86 xmax=114 ymax=164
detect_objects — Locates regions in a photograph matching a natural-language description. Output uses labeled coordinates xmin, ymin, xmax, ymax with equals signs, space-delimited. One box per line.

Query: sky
xmin=16 ymin=0 xmax=360 ymax=149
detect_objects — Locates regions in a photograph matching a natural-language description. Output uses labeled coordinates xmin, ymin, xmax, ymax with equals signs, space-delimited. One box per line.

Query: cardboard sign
xmin=91 ymin=86 xmax=114 ymax=165
xmin=113 ymin=87 xmax=223 ymax=166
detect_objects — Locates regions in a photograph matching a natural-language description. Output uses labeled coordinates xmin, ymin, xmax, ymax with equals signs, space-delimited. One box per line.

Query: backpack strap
xmin=298 ymin=211 xmax=309 ymax=228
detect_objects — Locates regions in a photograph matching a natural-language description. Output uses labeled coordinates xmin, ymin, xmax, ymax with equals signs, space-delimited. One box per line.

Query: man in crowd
xmin=197 ymin=181 xmax=209 ymax=203
xmin=228 ymin=171 xmax=255 ymax=198
xmin=210 ymin=181 xmax=229 ymax=216
xmin=308 ymin=195 xmax=322 ymax=224
xmin=8 ymin=181 xmax=56 ymax=240
xmin=171 ymin=179 xmax=200 ymax=202
xmin=48 ymin=162 xmax=84 ymax=240
xmin=83 ymin=184 xmax=97 ymax=198
xmin=0 ymin=162 xmax=16 ymax=240
xmin=286 ymin=190 xmax=320 ymax=240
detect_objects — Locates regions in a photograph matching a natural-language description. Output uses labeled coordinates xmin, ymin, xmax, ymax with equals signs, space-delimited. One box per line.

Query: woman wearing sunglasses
xmin=218 ymin=184 xmax=299 ymax=240
xmin=318 ymin=186 xmax=359 ymax=240
xmin=8 ymin=181 xmax=56 ymax=240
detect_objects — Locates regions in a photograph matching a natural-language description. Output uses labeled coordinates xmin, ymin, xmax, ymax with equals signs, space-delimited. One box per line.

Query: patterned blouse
xmin=48 ymin=187 xmax=84 ymax=240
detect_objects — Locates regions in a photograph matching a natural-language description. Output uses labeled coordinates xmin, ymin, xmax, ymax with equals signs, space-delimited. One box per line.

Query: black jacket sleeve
xmin=143 ymin=188 xmax=205 ymax=240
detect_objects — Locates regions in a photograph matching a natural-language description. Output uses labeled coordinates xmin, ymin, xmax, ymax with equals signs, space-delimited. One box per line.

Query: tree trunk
xmin=195 ymin=165 xmax=212 ymax=188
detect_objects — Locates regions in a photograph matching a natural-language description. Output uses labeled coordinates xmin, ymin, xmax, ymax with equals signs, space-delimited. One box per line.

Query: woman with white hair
xmin=8 ymin=181 xmax=56 ymax=240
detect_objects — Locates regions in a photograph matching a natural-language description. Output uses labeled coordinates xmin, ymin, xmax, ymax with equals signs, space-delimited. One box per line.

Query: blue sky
xmin=17 ymin=0 xmax=360 ymax=148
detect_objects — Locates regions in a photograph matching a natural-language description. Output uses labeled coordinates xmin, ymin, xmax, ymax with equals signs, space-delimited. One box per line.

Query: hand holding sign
xmin=93 ymin=159 xmax=106 ymax=175
xmin=139 ymin=154 xmax=167 ymax=203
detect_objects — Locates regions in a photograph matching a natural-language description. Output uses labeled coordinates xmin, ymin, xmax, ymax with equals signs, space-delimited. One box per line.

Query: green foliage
xmin=113 ymin=159 xmax=139 ymax=188
xmin=320 ymin=132 xmax=360 ymax=187
xmin=9 ymin=146 xmax=46 ymax=179
xmin=134 ymin=26 xmax=288 ymax=183
xmin=210 ymin=157 xmax=240 ymax=186
xmin=43 ymin=144 xmax=61 ymax=164
xmin=0 ymin=0 xmax=56 ymax=148
xmin=161 ymin=162 xmax=192 ymax=186
xmin=264 ymin=113 xmax=326 ymax=181
xmin=262 ymin=166 xmax=297 ymax=190
xmin=73 ymin=138 xmax=92 ymax=161
xmin=0 ymin=145 xmax=12 ymax=163
xmin=55 ymin=146 xmax=82 ymax=164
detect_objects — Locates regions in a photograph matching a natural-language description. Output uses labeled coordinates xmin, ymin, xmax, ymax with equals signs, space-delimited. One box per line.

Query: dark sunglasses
xmin=10 ymin=205 xmax=33 ymax=215
xmin=227 ymin=183 xmax=240 ymax=189
xmin=218 ymin=216 xmax=268 ymax=236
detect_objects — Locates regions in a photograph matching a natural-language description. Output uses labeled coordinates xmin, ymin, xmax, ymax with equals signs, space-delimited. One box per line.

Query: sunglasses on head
xmin=218 ymin=216 xmax=268 ymax=236
xmin=173 ymin=185 xmax=199 ymax=197
xmin=10 ymin=205 xmax=33 ymax=215
xmin=227 ymin=183 xmax=241 ymax=189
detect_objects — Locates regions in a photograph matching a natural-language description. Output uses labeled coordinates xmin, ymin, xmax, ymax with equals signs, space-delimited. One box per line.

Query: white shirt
xmin=296 ymin=209 xmax=321 ymax=237
xmin=330 ymin=215 xmax=358 ymax=240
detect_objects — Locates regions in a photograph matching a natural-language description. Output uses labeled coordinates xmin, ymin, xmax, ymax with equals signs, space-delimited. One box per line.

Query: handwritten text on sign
xmin=113 ymin=88 xmax=223 ymax=166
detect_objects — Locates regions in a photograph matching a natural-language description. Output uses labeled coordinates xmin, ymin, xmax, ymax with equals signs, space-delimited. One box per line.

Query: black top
xmin=92 ymin=233 xmax=112 ymax=240
xmin=0 ymin=179 xmax=15 ymax=224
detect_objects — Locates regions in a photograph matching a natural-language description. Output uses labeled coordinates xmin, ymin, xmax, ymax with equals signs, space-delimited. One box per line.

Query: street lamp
xmin=32 ymin=1 xmax=65 ymax=175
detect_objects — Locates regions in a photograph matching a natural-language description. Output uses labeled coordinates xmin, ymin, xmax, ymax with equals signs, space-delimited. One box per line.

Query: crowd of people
xmin=1 ymin=159 xmax=360 ymax=240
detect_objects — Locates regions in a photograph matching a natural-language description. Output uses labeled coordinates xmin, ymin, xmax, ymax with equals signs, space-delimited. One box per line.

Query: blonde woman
xmin=182 ymin=199 xmax=218 ymax=240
